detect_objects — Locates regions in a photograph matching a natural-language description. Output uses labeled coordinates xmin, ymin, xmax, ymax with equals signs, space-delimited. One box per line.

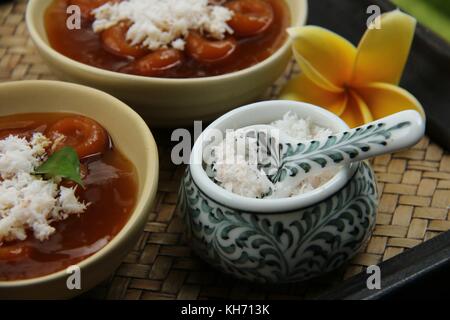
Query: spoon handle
xmin=316 ymin=109 xmax=425 ymax=162
xmin=270 ymin=110 xmax=425 ymax=186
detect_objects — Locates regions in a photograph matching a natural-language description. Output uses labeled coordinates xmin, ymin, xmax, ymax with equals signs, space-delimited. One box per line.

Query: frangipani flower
xmin=280 ymin=10 xmax=425 ymax=128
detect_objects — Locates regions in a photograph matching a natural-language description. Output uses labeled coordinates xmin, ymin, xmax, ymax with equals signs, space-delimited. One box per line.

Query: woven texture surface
xmin=1 ymin=0 xmax=449 ymax=300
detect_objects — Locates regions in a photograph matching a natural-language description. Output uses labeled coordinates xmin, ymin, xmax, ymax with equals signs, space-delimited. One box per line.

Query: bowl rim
xmin=25 ymin=0 xmax=308 ymax=84
xmin=189 ymin=100 xmax=359 ymax=213
xmin=0 ymin=80 xmax=159 ymax=287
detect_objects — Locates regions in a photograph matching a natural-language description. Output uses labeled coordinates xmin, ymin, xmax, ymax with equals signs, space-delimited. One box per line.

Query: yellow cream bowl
xmin=0 ymin=80 xmax=159 ymax=299
xmin=26 ymin=0 xmax=308 ymax=127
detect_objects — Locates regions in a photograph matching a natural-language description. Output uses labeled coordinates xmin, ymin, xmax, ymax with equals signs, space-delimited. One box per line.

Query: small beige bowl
xmin=0 ymin=80 xmax=159 ymax=299
xmin=26 ymin=0 xmax=308 ymax=127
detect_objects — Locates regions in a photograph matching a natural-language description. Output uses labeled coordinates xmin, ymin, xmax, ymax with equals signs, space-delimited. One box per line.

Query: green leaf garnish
xmin=35 ymin=146 xmax=84 ymax=188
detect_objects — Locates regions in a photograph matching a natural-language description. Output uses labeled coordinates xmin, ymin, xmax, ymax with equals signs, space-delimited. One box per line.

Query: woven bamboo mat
xmin=1 ymin=0 xmax=449 ymax=300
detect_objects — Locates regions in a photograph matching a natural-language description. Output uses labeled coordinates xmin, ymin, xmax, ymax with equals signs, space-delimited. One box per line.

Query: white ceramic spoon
xmin=234 ymin=110 xmax=425 ymax=198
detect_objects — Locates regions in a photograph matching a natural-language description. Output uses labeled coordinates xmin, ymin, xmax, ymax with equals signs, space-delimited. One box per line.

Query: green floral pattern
xmin=178 ymin=162 xmax=378 ymax=283
xmin=264 ymin=121 xmax=411 ymax=184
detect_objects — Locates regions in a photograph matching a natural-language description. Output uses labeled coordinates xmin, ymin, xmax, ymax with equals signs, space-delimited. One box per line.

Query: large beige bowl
xmin=0 ymin=81 xmax=159 ymax=299
xmin=26 ymin=0 xmax=308 ymax=127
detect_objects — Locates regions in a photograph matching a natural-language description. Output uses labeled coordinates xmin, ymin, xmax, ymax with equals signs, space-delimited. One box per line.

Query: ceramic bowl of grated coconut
xmin=178 ymin=100 xmax=379 ymax=283
xmin=26 ymin=0 xmax=308 ymax=127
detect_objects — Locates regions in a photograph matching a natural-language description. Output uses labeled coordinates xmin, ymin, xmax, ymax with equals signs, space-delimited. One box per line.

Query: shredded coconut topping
xmin=211 ymin=112 xmax=338 ymax=199
xmin=92 ymin=0 xmax=234 ymax=51
xmin=0 ymin=134 xmax=48 ymax=179
xmin=212 ymin=131 xmax=274 ymax=199
xmin=0 ymin=134 xmax=87 ymax=245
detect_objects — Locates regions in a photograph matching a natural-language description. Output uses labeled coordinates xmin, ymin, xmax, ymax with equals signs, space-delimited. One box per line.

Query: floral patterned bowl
xmin=178 ymin=101 xmax=379 ymax=283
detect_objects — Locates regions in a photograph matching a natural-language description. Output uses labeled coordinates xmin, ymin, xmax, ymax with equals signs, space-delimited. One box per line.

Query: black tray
xmin=318 ymin=230 xmax=450 ymax=299
xmin=308 ymin=0 xmax=450 ymax=299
